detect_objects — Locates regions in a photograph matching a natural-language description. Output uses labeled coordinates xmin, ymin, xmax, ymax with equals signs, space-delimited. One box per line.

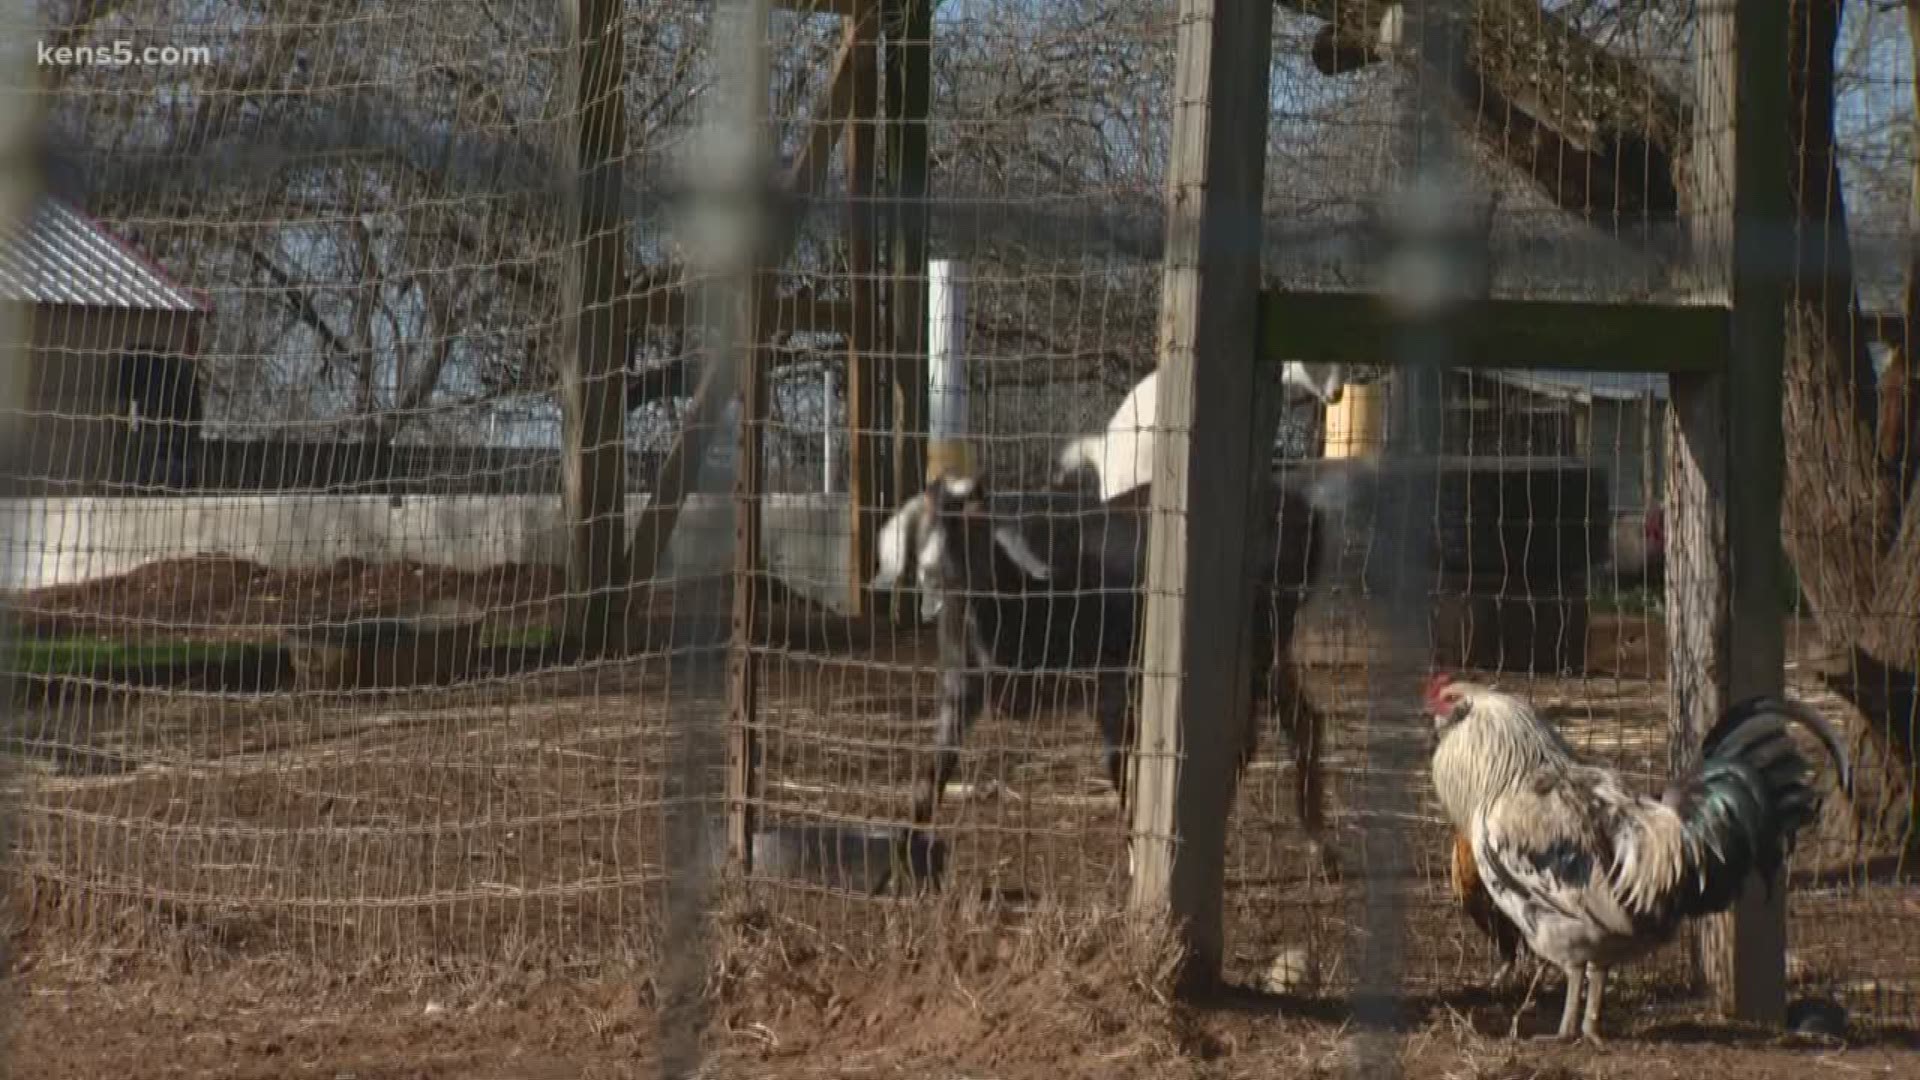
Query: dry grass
xmin=10 ymin=881 xmax=1920 ymax=1079
xmin=6 ymin=649 xmax=1918 ymax=1002
xmin=4 ymin=559 xmax=1920 ymax=1074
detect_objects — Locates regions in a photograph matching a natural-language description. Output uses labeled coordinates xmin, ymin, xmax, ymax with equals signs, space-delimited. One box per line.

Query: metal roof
xmin=0 ymin=194 xmax=210 ymax=314
xmin=1475 ymin=369 xmax=1670 ymax=403
xmin=1475 ymin=342 xmax=1900 ymax=402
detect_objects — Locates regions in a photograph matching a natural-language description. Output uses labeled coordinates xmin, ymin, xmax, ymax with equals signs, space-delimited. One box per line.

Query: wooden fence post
xmin=925 ymin=260 xmax=972 ymax=477
xmin=559 ymin=0 xmax=631 ymax=655
xmin=1126 ymin=0 xmax=1274 ymax=988
xmin=1669 ymin=0 xmax=1791 ymax=1024
xmin=846 ymin=0 xmax=882 ymax=617
xmin=881 ymin=0 xmax=932 ymax=622
xmin=0 ymin=28 xmax=34 ymax=485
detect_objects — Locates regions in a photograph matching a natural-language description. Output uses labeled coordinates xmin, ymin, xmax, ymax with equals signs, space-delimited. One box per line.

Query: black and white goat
xmin=1054 ymin=362 xmax=1348 ymax=503
xmin=873 ymin=469 xmax=1332 ymax=871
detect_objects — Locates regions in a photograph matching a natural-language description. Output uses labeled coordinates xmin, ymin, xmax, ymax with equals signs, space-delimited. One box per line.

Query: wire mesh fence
xmin=2 ymin=0 xmax=1918 ymax=1073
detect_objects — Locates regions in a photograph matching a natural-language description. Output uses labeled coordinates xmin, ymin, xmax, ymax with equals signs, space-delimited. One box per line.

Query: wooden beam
xmin=1670 ymin=0 xmax=1791 ymax=1025
xmin=845 ymin=4 xmax=881 ymax=617
xmin=559 ymin=0 xmax=631 ymax=654
xmin=1128 ymin=0 xmax=1274 ymax=991
xmin=884 ymin=0 xmax=932 ymax=520
xmin=726 ymin=270 xmax=770 ymax=870
xmin=791 ymin=15 xmax=871 ymax=197
xmin=627 ymin=22 xmax=868 ymax=587
xmin=774 ymin=0 xmax=860 ymax=14
xmin=1261 ymin=290 xmax=1729 ymax=374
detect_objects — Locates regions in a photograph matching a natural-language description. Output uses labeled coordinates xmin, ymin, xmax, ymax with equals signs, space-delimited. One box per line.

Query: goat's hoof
xmin=1308 ymin=840 xmax=1341 ymax=879
xmin=1491 ymin=959 xmax=1530 ymax=991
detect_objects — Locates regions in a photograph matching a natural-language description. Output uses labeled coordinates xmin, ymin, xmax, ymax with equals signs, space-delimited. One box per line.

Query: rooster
xmin=1450 ymin=830 xmax=1526 ymax=984
xmin=1424 ymin=674 xmax=1851 ymax=1043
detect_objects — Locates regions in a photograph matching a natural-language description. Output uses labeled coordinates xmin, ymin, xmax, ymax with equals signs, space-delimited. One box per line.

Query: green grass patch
xmin=5 ymin=624 xmax=555 ymax=681
xmin=2 ymin=637 xmax=262 ymax=678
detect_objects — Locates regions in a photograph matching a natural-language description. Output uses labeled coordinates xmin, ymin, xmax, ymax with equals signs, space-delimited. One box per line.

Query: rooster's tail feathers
xmin=1656 ymin=695 xmax=1851 ymax=922
xmin=1702 ymin=696 xmax=1853 ymax=799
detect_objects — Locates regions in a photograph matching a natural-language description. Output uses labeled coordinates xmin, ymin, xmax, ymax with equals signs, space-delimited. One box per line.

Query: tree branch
xmin=1281 ymin=0 xmax=1686 ymax=231
xmin=362 ymin=274 xmax=466 ymax=447
xmin=249 ymin=244 xmax=356 ymax=365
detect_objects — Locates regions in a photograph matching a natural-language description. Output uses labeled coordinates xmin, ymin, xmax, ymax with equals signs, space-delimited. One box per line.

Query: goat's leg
xmin=912 ymin=664 xmax=988 ymax=826
xmin=1095 ymin=668 xmax=1136 ymax=800
xmin=1272 ymin=664 xmax=1337 ymax=878
xmin=1242 ymin=586 xmax=1276 ymax=780
xmin=1096 ymin=667 xmax=1139 ymax=877
xmin=1256 ymin=500 xmax=1338 ymax=881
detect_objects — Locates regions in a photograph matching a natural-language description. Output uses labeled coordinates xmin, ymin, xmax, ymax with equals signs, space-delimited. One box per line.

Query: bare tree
xmin=37 ymin=0 xmax=715 ymax=447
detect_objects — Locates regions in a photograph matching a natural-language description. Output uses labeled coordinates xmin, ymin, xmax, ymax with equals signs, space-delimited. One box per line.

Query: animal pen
xmin=4 ymin=0 xmax=1920 ymax=1074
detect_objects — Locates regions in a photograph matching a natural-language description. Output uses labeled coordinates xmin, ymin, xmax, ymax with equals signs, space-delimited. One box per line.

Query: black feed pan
xmin=709 ymin=822 xmax=948 ymax=895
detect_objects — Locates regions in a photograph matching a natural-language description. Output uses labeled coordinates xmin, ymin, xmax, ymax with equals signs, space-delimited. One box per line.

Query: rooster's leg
xmin=1547 ymin=964 xmax=1584 ymax=1041
xmin=1579 ymin=965 xmax=1607 ymax=1045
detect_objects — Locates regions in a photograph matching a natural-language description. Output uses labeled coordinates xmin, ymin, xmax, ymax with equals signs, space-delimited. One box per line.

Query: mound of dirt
xmin=5 ymin=555 xmax=893 ymax=655
xmin=7 ymin=555 xmax=568 ymax=640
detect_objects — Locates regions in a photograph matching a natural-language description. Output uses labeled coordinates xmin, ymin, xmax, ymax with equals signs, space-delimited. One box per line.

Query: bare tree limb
xmin=249 ymin=244 xmax=357 ymax=365
xmin=1282 ymin=0 xmax=1686 ymax=230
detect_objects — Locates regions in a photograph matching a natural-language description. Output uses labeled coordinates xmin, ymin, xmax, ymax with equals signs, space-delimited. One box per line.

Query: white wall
xmin=0 ymin=492 xmax=860 ymax=613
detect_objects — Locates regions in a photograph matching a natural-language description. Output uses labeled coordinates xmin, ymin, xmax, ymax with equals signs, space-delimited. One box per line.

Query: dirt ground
xmin=7 ymin=555 xmax=572 ymax=640
xmin=3 ymin=557 xmax=1919 ymax=1078
xmin=10 ymin=904 xmax=1920 ymax=1080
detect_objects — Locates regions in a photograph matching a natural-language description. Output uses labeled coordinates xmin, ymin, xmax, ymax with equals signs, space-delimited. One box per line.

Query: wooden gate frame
xmin=1134 ymin=0 xmax=1791 ymax=1024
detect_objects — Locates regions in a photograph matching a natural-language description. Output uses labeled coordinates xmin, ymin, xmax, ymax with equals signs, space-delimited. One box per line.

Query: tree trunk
xmin=1774 ymin=1 xmax=1920 ymax=847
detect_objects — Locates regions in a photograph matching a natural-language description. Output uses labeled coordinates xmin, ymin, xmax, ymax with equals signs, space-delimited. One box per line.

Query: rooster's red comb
xmin=1422 ymin=671 xmax=1453 ymax=702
